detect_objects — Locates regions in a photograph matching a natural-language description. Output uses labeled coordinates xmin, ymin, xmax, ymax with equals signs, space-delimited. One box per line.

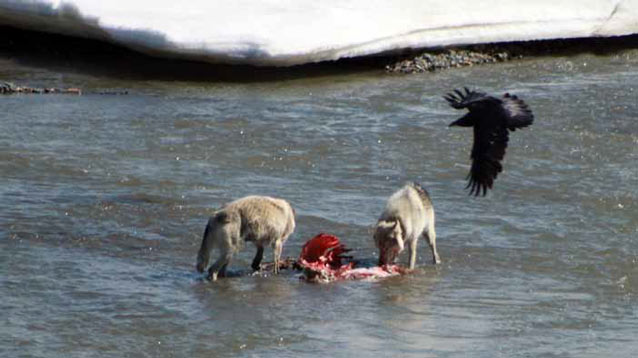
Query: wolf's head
xmin=196 ymin=210 xmax=234 ymax=273
xmin=374 ymin=219 xmax=404 ymax=266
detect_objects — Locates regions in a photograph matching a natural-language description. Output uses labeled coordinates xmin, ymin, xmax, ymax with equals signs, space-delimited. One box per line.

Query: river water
xmin=1 ymin=50 xmax=637 ymax=357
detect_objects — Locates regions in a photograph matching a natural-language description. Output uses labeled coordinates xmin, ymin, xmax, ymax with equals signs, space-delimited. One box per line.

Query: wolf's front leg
xmin=207 ymin=251 xmax=233 ymax=281
xmin=408 ymin=239 xmax=418 ymax=269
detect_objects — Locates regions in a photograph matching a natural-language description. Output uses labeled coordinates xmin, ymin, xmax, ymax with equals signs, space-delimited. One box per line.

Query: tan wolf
xmin=196 ymin=195 xmax=296 ymax=281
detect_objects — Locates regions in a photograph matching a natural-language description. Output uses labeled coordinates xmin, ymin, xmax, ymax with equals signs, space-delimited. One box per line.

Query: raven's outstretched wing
xmin=501 ymin=93 xmax=534 ymax=130
xmin=444 ymin=87 xmax=490 ymax=109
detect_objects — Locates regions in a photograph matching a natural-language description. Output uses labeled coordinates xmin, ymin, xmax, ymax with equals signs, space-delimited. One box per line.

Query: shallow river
xmin=1 ymin=50 xmax=638 ymax=357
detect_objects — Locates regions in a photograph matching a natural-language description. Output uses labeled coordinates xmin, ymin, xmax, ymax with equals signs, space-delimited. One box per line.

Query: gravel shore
xmin=385 ymin=48 xmax=516 ymax=74
xmin=0 ymin=81 xmax=130 ymax=95
xmin=0 ymin=81 xmax=82 ymax=94
xmin=385 ymin=36 xmax=638 ymax=74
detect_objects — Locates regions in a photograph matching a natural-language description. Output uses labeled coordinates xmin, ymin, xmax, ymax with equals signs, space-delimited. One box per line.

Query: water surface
xmin=1 ymin=51 xmax=638 ymax=357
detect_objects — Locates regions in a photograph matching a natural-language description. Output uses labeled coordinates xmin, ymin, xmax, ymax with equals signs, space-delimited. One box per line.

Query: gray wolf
xmin=374 ymin=183 xmax=440 ymax=268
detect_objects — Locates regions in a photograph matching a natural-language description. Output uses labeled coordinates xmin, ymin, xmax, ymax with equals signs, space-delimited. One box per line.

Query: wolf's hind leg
xmin=272 ymin=240 xmax=283 ymax=274
xmin=251 ymin=246 xmax=264 ymax=272
xmin=425 ymin=225 xmax=440 ymax=264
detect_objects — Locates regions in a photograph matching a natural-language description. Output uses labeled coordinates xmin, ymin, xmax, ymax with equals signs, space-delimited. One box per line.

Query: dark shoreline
xmin=2 ymin=25 xmax=637 ymax=82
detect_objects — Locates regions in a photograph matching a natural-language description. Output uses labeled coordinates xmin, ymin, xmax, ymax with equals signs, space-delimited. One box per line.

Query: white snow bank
xmin=1 ymin=0 xmax=637 ymax=66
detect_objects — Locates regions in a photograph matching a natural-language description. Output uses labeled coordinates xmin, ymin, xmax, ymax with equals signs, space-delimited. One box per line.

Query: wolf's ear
xmin=215 ymin=211 xmax=231 ymax=224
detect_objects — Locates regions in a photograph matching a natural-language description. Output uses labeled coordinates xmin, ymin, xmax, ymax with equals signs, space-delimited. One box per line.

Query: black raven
xmin=445 ymin=87 xmax=534 ymax=196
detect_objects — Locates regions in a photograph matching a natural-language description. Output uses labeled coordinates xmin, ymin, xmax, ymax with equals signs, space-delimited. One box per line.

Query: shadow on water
xmin=2 ymin=25 xmax=638 ymax=83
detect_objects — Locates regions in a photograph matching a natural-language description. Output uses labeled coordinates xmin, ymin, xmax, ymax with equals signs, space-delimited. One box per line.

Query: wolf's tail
xmin=196 ymin=220 xmax=213 ymax=273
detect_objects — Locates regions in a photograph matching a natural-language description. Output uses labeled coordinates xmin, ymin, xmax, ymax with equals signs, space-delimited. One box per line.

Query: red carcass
xmin=297 ymin=233 xmax=405 ymax=282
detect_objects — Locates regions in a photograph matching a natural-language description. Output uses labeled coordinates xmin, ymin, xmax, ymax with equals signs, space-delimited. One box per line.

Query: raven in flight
xmin=445 ymin=88 xmax=534 ymax=196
